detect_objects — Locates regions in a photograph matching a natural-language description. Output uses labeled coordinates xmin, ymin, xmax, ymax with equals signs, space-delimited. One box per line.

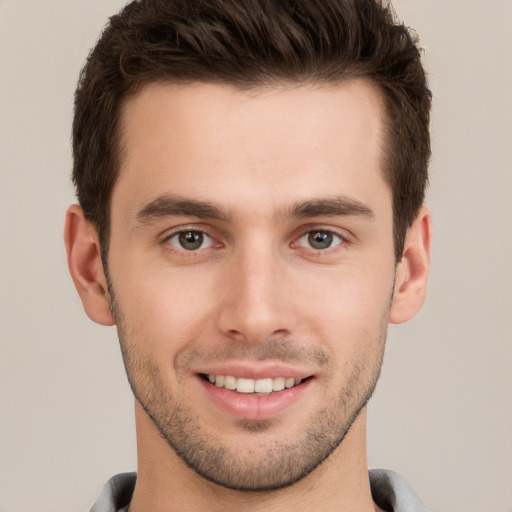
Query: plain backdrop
xmin=1 ymin=1 xmax=511 ymax=511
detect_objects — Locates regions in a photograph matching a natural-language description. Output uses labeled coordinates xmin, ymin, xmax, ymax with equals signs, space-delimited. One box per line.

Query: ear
xmin=389 ymin=205 xmax=432 ymax=324
xmin=64 ymin=204 xmax=115 ymax=326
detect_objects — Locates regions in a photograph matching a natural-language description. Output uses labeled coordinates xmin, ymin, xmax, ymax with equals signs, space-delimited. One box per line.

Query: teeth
xmin=236 ymin=377 xmax=255 ymax=393
xmin=224 ymin=375 xmax=237 ymax=390
xmin=207 ymin=374 xmax=305 ymax=394
xmin=254 ymin=378 xmax=273 ymax=393
xmin=272 ymin=377 xmax=285 ymax=391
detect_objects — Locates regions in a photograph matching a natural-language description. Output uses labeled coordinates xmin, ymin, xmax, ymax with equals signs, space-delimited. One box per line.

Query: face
xmin=107 ymin=80 xmax=396 ymax=490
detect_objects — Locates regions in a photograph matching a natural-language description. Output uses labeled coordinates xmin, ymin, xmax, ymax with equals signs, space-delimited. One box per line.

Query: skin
xmin=65 ymin=80 xmax=431 ymax=512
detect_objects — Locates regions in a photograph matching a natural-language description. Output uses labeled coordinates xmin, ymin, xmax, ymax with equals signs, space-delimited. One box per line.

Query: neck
xmin=129 ymin=402 xmax=379 ymax=512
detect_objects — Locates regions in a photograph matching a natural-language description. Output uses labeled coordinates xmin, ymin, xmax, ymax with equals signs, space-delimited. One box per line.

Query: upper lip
xmin=194 ymin=362 xmax=315 ymax=380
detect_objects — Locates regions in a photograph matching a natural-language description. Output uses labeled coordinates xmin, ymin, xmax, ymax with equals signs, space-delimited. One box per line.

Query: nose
xmin=217 ymin=245 xmax=297 ymax=345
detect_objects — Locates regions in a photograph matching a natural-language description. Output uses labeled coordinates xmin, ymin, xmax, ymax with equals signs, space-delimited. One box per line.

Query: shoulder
xmin=89 ymin=472 xmax=136 ymax=512
xmin=369 ymin=469 xmax=428 ymax=512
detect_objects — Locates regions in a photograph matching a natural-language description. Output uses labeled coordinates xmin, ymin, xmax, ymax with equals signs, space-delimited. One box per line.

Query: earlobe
xmin=64 ymin=205 xmax=115 ymax=326
xmin=389 ymin=206 xmax=432 ymax=324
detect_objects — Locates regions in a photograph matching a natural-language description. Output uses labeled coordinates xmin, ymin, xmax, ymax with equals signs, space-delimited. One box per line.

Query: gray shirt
xmin=90 ymin=469 xmax=427 ymax=512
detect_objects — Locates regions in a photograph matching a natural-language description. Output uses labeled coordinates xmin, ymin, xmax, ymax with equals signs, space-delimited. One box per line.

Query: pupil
xmin=308 ymin=231 xmax=332 ymax=249
xmin=179 ymin=231 xmax=203 ymax=250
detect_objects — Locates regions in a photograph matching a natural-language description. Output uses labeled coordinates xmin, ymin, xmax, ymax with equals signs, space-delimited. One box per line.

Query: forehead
xmin=113 ymin=80 xmax=389 ymax=221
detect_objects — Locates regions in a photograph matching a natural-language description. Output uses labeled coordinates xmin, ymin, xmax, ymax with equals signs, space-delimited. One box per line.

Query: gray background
xmin=1 ymin=1 xmax=511 ymax=511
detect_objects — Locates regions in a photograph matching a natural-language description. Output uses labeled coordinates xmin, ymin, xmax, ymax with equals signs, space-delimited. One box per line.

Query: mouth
xmin=200 ymin=373 xmax=310 ymax=395
xmin=197 ymin=371 xmax=314 ymax=420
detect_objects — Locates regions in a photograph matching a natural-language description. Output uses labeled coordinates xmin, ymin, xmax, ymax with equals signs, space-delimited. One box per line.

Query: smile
xmin=204 ymin=374 xmax=304 ymax=394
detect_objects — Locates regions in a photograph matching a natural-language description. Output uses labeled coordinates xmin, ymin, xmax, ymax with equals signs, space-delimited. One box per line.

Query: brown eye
xmin=296 ymin=230 xmax=343 ymax=251
xmin=167 ymin=230 xmax=212 ymax=251
xmin=179 ymin=231 xmax=203 ymax=250
xmin=308 ymin=231 xmax=333 ymax=249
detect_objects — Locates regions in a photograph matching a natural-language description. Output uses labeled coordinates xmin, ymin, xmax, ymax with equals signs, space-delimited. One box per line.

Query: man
xmin=64 ymin=0 xmax=432 ymax=510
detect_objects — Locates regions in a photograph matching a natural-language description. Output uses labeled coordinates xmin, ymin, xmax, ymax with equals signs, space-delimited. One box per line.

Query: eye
xmin=297 ymin=230 xmax=344 ymax=250
xmin=166 ymin=230 xmax=214 ymax=251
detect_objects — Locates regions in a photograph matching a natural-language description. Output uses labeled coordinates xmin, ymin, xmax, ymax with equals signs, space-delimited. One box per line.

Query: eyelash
xmin=162 ymin=227 xmax=220 ymax=255
xmin=161 ymin=226 xmax=350 ymax=257
xmin=293 ymin=229 xmax=347 ymax=254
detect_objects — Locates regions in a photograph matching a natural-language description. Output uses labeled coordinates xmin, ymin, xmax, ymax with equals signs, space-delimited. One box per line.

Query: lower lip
xmin=198 ymin=377 xmax=313 ymax=420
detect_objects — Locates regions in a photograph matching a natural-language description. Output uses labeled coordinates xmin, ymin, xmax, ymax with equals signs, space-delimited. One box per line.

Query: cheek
xmin=305 ymin=268 xmax=393 ymax=323
xmin=111 ymin=263 xmax=221 ymax=347
xmin=299 ymin=266 xmax=393 ymax=361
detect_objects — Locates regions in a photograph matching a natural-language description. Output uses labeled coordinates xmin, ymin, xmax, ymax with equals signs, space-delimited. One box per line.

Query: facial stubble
xmin=107 ymin=274 xmax=389 ymax=492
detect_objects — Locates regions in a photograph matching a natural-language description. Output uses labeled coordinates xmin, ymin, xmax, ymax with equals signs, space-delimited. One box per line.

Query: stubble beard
xmin=117 ymin=335 xmax=386 ymax=491
xmin=107 ymin=276 xmax=388 ymax=492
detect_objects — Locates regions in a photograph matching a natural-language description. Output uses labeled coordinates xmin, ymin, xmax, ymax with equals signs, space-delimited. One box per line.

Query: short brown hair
xmin=72 ymin=0 xmax=431 ymax=261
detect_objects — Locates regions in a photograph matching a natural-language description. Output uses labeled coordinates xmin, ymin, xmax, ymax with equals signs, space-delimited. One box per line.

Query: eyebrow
xmin=135 ymin=195 xmax=231 ymax=225
xmin=287 ymin=196 xmax=375 ymax=220
xmin=134 ymin=194 xmax=374 ymax=227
